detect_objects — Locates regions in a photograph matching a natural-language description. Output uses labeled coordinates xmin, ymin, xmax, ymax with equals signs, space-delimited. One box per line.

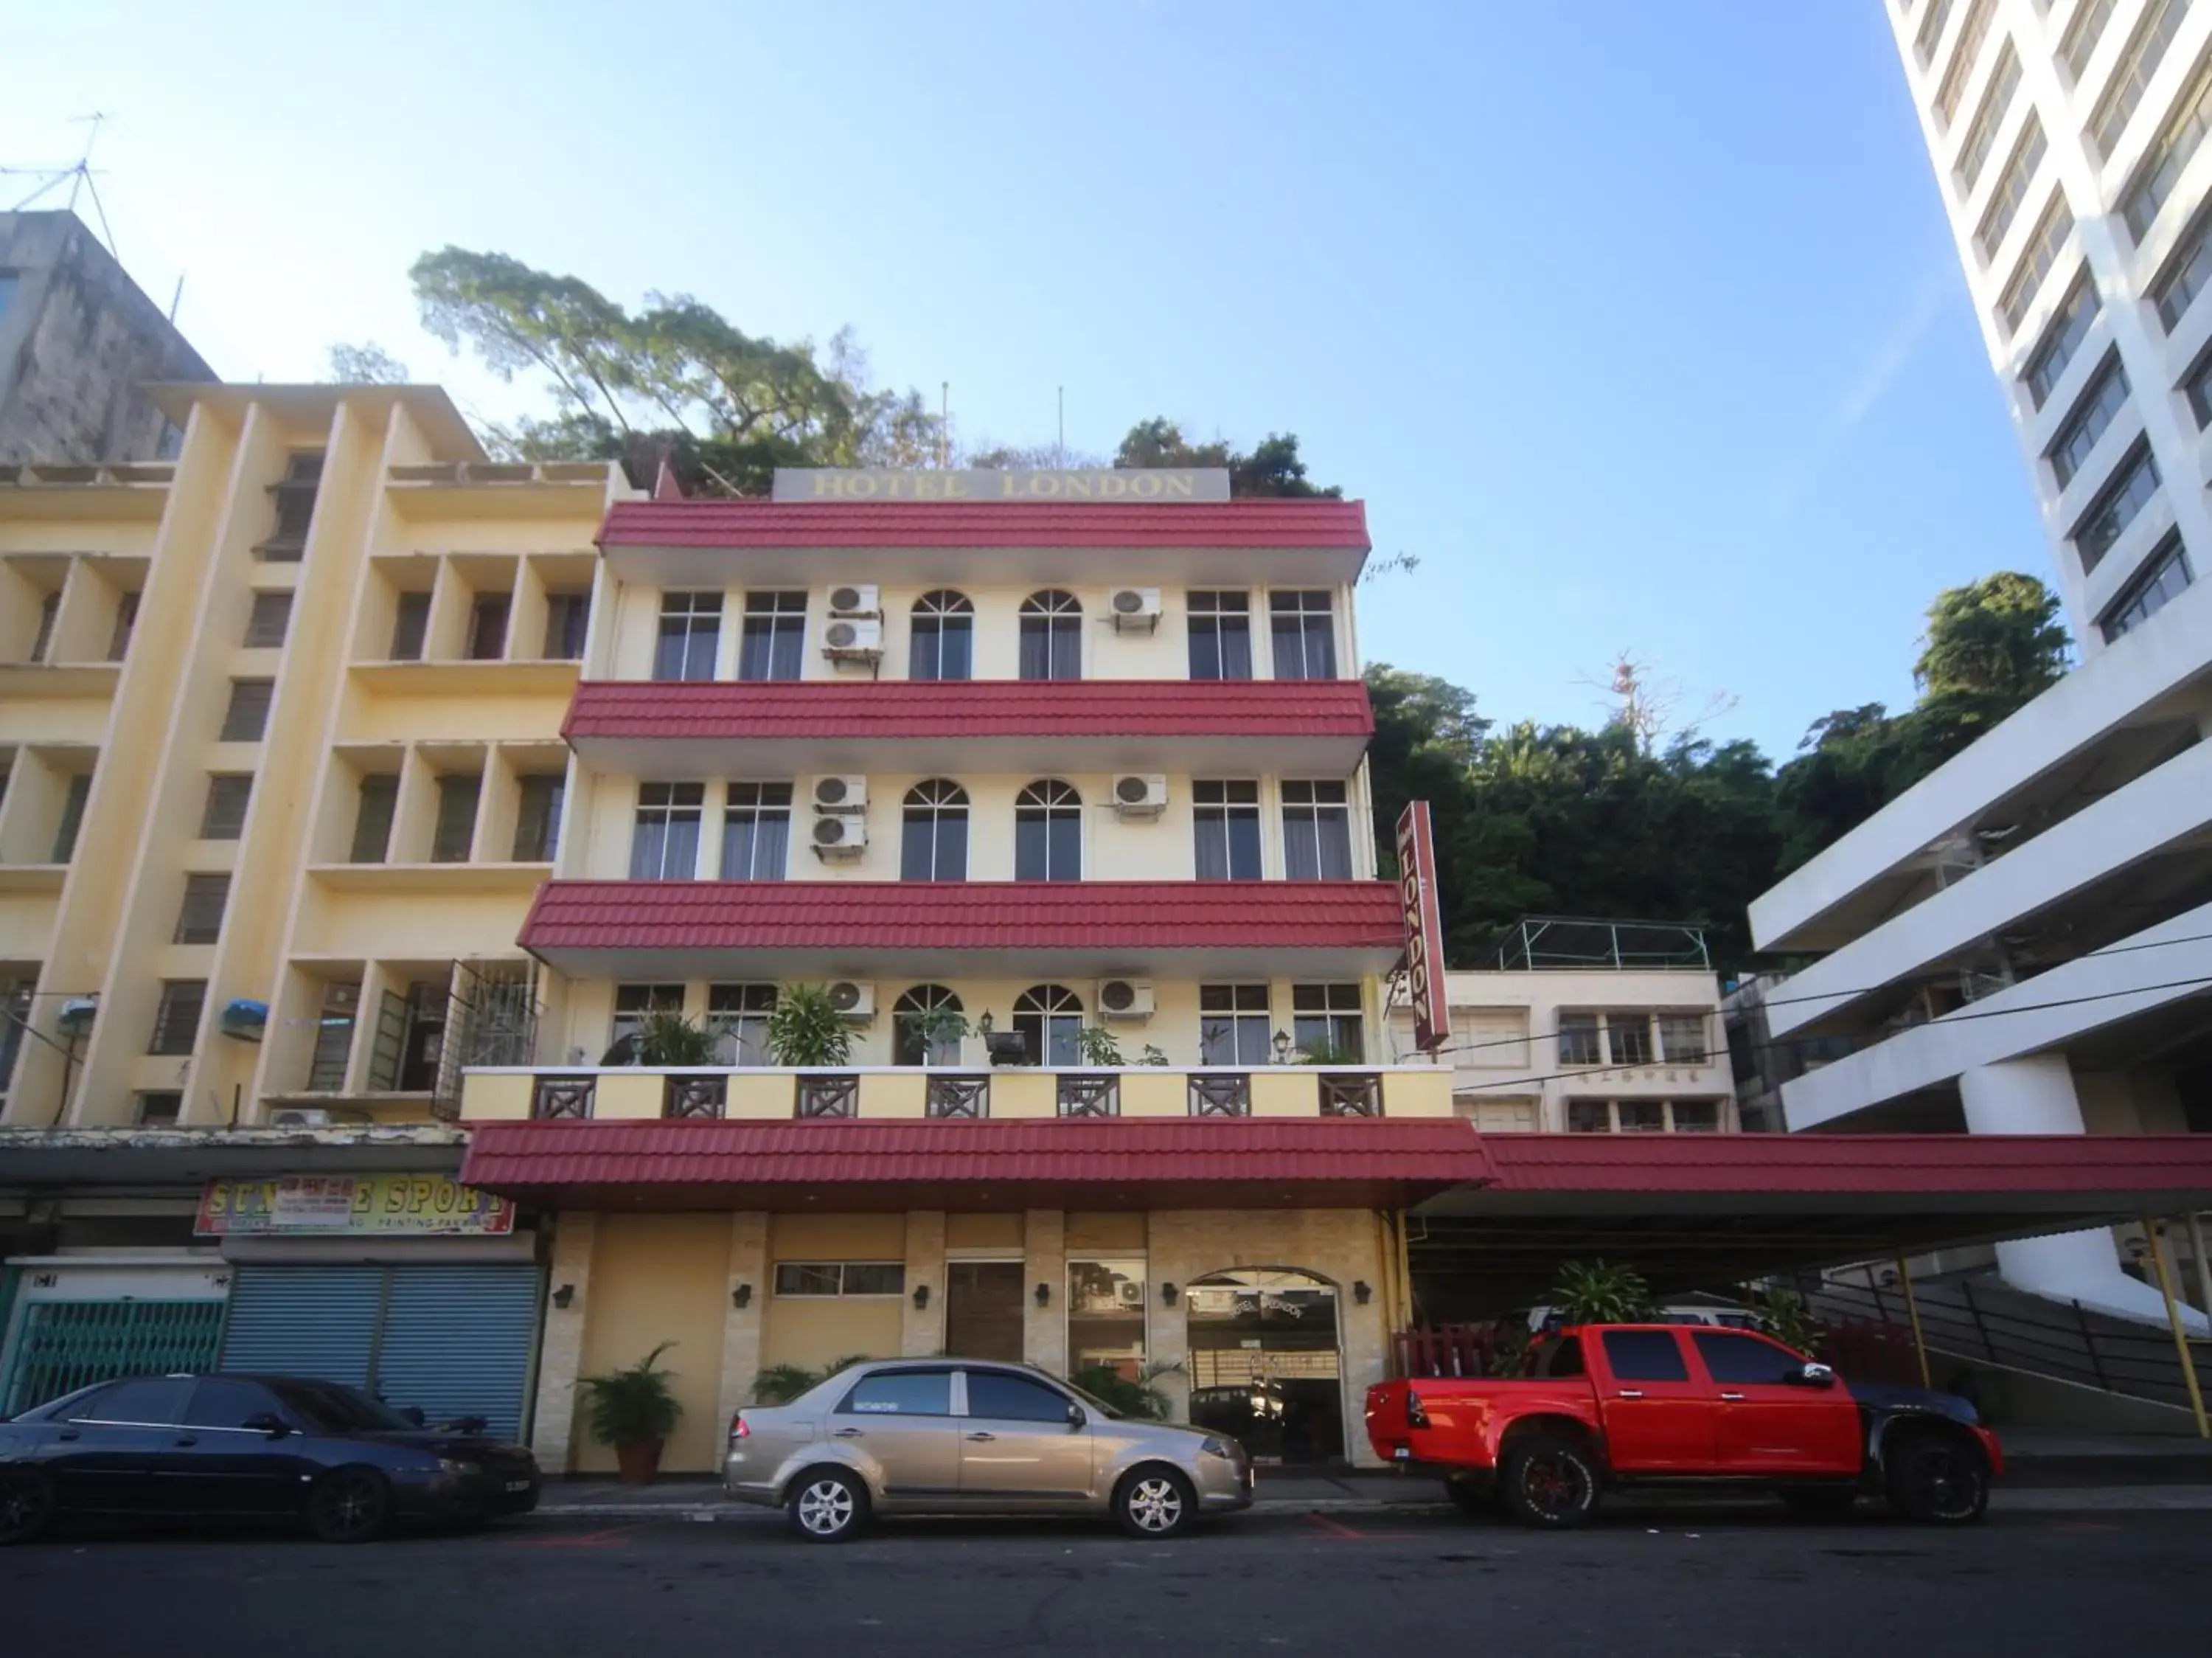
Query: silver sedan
xmin=725 ymin=1359 xmax=1253 ymax=1541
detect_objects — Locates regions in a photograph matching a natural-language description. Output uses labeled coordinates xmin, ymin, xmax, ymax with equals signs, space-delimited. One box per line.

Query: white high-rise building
xmin=1739 ymin=1 xmax=2212 ymax=1325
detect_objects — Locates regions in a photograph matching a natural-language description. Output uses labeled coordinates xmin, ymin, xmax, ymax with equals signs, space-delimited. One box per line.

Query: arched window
xmin=1013 ymin=983 xmax=1084 ymax=1067
xmin=900 ymin=780 xmax=969 ymax=882
xmin=1018 ymin=589 xmax=1082 ymax=681
xmin=892 ymin=984 xmax=964 ymax=1066
xmin=1014 ymin=779 xmax=1082 ymax=881
xmin=910 ymin=590 xmax=973 ymax=682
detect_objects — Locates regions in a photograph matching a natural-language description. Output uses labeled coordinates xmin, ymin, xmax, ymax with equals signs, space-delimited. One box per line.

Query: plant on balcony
xmin=577 ymin=1341 xmax=683 ymax=1485
xmin=903 ymin=1003 xmax=971 ymax=1064
xmin=1548 ymin=1258 xmax=1655 ymax=1325
xmin=1071 ymin=1359 xmax=1186 ymax=1421
xmin=1138 ymin=1044 xmax=1170 ymax=1066
xmin=1074 ymin=1025 xmax=1126 ymax=1066
xmin=625 ymin=1011 xmax=716 ymax=1066
xmin=767 ymin=984 xmax=855 ymax=1067
xmin=1295 ymin=1038 xmax=1365 ymax=1066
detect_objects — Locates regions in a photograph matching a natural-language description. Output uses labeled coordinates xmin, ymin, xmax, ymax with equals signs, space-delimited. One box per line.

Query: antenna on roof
xmin=3 ymin=112 xmax=120 ymax=258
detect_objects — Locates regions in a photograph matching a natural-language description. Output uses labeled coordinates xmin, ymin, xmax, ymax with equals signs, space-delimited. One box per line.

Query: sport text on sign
xmin=1395 ymin=801 xmax=1451 ymax=1052
xmin=195 ymin=1173 xmax=515 ymax=1237
xmin=771 ymin=468 xmax=1230 ymax=502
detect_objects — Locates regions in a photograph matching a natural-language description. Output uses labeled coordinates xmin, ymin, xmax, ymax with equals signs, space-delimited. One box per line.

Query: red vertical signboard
xmin=1395 ymin=801 xmax=1451 ymax=1052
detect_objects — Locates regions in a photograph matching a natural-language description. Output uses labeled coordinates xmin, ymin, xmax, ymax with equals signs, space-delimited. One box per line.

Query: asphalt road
xmin=6 ymin=1505 xmax=2205 ymax=1658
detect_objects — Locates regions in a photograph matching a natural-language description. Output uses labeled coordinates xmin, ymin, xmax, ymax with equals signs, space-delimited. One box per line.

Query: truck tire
xmin=1884 ymin=1432 xmax=1988 ymax=1525
xmin=1498 ymin=1432 xmax=1601 ymax=1530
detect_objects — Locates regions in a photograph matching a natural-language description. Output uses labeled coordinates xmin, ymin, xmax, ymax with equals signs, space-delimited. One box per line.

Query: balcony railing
xmin=477 ymin=1064 xmax=1453 ymax=1124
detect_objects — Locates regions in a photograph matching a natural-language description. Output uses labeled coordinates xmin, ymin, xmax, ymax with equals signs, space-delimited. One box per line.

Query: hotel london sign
xmin=1396 ymin=801 xmax=1451 ymax=1052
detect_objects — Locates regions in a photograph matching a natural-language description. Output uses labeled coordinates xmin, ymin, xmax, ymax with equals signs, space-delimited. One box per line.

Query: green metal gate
xmin=1 ymin=1300 xmax=228 ymax=1416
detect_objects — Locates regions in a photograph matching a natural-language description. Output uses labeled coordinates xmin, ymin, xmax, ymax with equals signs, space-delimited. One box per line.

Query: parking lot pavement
xmin=5 ymin=1507 xmax=2210 ymax=1657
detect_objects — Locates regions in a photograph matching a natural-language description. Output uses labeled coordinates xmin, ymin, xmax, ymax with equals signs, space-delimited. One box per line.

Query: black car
xmin=0 ymin=1373 xmax=540 ymax=1544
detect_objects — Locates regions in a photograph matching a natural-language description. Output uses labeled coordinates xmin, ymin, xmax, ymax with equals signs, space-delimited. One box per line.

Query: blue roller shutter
xmin=219 ymin=1266 xmax=383 ymax=1387
xmin=375 ymin=1265 xmax=543 ymax=1441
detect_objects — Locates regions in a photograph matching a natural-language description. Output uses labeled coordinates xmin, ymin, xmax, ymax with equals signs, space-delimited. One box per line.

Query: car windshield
xmin=269 ymin=1380 xmax=420 ymax=1433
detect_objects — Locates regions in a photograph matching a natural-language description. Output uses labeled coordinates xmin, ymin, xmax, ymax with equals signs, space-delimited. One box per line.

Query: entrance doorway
xmin=945 ymin=1261 xmax=1025 ymax=1362
xmin=1184 ymin=1269 xmax=1344 ymax=1465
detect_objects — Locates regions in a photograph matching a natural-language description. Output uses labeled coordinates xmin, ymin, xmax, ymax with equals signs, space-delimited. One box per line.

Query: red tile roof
xmin=563 ymin=679 xmax=1374 ymax=742
xmin=600 ymin=499 xmax=1369 ymax=550
xmin=518 ymin=880 xmax=1403 ymax=954
xmin=461 ymin=1117 xmax=1489 ymax=1210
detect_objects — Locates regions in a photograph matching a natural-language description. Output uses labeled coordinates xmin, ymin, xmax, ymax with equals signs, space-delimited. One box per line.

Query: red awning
xmin=600 ymin=498 xmax=1370 ymax=551
xmin=460 ymin=1117 xmax=1492 ymax=1212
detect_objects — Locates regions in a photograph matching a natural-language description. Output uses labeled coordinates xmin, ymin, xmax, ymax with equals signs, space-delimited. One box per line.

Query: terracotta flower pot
xmin=615 ymin=1439 xmax=665 ymax=1485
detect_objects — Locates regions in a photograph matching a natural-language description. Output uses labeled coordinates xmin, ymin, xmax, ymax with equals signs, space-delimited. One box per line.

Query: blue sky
xmin=7 ymin=1 xmax=2047 ymax=758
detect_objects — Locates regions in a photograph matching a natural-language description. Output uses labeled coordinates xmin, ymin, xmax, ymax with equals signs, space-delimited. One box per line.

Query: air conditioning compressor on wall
xmin=1097 ymin=979 xmax=1155 ymax=1021
xmin=813 ymin=776 xmax=869 ymax=811
xmin=821 ymin=617 xmax=884 ymax=659
xmin=827 ymin=981 xmax=877 ymax=1020
xmin=1108 ymin=587 xmax=1162 ymax=632
xmin=1111 ymin=775 xmax=1168 ymax=819
xmin=827 ymin=583 xmax=881 ymax=617
xmin=812 ymin=814 xmax=868 ymax=859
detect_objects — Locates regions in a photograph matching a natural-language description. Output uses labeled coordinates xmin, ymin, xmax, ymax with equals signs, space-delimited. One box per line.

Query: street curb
xmin=531 ymin=1498 xmax=1445 ymax=1520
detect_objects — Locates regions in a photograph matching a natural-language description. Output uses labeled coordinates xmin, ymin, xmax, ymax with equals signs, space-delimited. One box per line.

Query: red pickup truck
xmin=1366 ymin=1322 xmax=2001 ymax=1529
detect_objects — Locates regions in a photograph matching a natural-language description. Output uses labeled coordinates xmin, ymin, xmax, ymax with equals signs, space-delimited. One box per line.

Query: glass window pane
xmin=1693 ymin=1332 xmax=1804 ymax=1384
xmin=841 ymin=1263 xmax=906 ymax=1296
xmin=1601 ymin=1330 xmax=1689 ymax=1381
xmin=966 ymin=1370 xmax=1074 ymax=1423
xmin=773 ymin=1263 xmax=842 ymax=1297
xmin=838 ymin=1370 xmax=952 ymax=1416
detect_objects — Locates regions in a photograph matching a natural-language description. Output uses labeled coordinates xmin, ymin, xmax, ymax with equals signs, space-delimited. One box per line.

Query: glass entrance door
xmin=1184 ymin=1269 xmax=1345 ymax=1465
xmin=944 ymin=1261 xmax=1025 ymax=1362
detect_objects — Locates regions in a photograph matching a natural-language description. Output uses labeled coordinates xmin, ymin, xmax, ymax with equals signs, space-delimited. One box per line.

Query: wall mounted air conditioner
xmin=1111 ymin=774 xmax=1168 ymax=819
xmin=813 ymin=775 xmax=869 ymax=811
xmin=821 ymin=617 xmax=884 ymax=659
xmin=812 ymin=814 xmax=868 ymax=859
xmin=1096 ymin=979 xmax=1155 ymax=1021
xmin=1108 ymin=587 xmax=1162 ymax=632
xmin=827 ymin=980 xmax=877 ymax=1020
xmin=827 ymin=583 xmax=881 ymax=617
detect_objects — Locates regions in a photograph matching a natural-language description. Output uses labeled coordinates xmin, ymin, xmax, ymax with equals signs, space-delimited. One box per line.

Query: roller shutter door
xmin=219 ymin=1266 xmax=382 ymax=1387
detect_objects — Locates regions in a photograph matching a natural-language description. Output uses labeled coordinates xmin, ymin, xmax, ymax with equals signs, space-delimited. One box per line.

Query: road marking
xmin=1302 ymin=1512 xmax=1366 ymax=1539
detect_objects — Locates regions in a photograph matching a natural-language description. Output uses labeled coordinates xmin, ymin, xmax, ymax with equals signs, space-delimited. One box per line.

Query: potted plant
xmin=597 ymin=1010 xmax=716 ymax=1066
xmin=577 ymin=1341 xmax=683 ymax=1484
xmin=902 ymin=1002 xmax=970 ymax=1066
xmin=1074 ymin=1025 xmax=1126 ymax=1066
xmin=767 ymin=984 xmax=857 ymax=1067
xmin=1548 ymin=1258 xmax=1655 ymax=1325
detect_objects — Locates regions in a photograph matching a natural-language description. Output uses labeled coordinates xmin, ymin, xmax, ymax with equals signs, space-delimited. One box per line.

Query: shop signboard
xmin=195 ymin=1173 xmax=515 ymax=1237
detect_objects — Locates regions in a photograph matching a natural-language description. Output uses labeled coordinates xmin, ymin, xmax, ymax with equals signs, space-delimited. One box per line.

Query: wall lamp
xmin=1272 ymin=1029 xmax=1293 ymax=1064
xmin=731 ymin=1283 xmax=753 ymax=1310
xmin=1352 ymin=1280 xmax=1372 ymax=1305
xmin=1161 ymin=1281 xmax=1179 ymax=1308
xmin=551 ymin=1283 xmax=575 ymax=1310
xmin=1034 ymin=1281 xmax=1052 ymax=1308
xmin=913 ymin=1283 xmax=931 ymax=1311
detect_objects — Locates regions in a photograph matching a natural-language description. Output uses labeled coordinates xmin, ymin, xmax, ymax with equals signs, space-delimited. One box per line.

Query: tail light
xmin=1405 ymin=1389 xmax=1429 ymax=1429
xmin=728 ymin=1412 xmax=750 ymax=1440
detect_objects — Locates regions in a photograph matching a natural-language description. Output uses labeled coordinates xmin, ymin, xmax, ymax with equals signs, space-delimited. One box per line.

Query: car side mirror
xmin=1795 ymin=1362 xmax=1836 ymax=1389
xmin=402 ymin=1405 xmax=427 ymax=1428
xmin=1066 ymin=1402 xmax=1087 ymax=1429
xmin=243 ymin=1412 xmax=291 ymax=1439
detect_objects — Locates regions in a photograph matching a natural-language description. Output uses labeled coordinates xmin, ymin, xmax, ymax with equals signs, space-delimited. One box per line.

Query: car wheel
xmin=1780 ymin=1488 xmax=1860 ymax=1521
xmin=787 ymin=1468 xmax=869 ymax=1543
xmin=1498 ymin=1432 xmax=1601 ymax=1530
xmin=1115 ymin=1467 xmax=1197 ymax=1540
xmin=1445 ymin=1475 xmax=1493 ymax=1519
xmin=1885 ymin=1434 xmax=1988 ymax=1525
xmin=0 ymin=1468 xmax=55 ymax=1545
xmin=305 ymin=1468 xmax=394 ymax=1544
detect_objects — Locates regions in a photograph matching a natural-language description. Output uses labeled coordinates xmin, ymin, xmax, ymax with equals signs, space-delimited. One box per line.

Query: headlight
xmin=1199 ymin=1436 xmax=1235 ymax=1460
xmin=437 ymin=1457 xmax=480 ymax=1478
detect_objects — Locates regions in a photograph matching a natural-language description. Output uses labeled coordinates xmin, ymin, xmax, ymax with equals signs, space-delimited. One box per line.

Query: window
xmin=1998 ymin=195 xmax=2074 ymax=335
xmin=150 ymin=979 xmax=205 ymax=1055
xmin=1604 ymin=1013 xmax=1654 ymax=1067
xmin=1292 ymin=982 xmax=1363 ymax=1061
xmin=307 ymin=982 xmax=358 ymax=1090
xmin=1957 ymin=43 xmax=2021 ymax=189
xmin=543 ymin=591 xmax=590 ymax=660
xmin=720 ymin=782 xmax=791 ymax=880
xmin=739 ymin=591 xmax=806 ymax=681
xmin=2073 ymin=443 xmax=2160 ymax=572
xmin=2156 ymin=212 xmax=2212 ymax=328
xmin=350 ymin=774 xmax=397 ymax=864
xmin=900 ymin=780 xmax=969 ymax=881
xmin=173 ymin=873 xmax=229 ymax=944
xmin=1601 ymin=1330 xmax=1690 ymax=1382
xmin=1018 ymin=589 xmax=1082 ymax=680
xmin=1270 ymin=591 xmax=1337 ymax=679
xmin=512 ymin=774 xmax=563 ymax=861
xmin=134 ymin=1092 xmax=182 ymax=1127
xmin=1200 ymin=983 xmax=1272 ymax=1065
xmin=71 ymin=1377 xmax=188 ymax=1426
xmin=220 ymin=679 xmax=274 ymax=742
xmin=2101 ymin=534 xmax=2194 ymax=639
xmin=967 ymin=1370 xmax=1075 ymax=1423
xmin=29 ymin=591 xmax=58 ymax=663
xmin=1281 ymin=780 xmax=1353 ymax=880
xmin=631 ymin=783 xmax=705 ymax=880
xmin=1194 ymin=780 xmax=1262 ymax=880
xmin=1694 ymin=1331 xmax=1805 ymax=1385
xmin=1014 ymin=984 xmax=1084 ymax=1066
xmin=611 ymin=983 xmax=685 ymax=1054
xmin=51 ymin=773 xmax=91 ymax=862
xmin=1566 ymin=1099 xmax=1610 ymax=1132
xmin=1188 ymin=590 xmax=1253 ymax=680
xmin=108 ymin=591 xmax=139 ymax=662
xmin=836 ymin=1369 xmax=950 ymax=1417
xmin=892 ymin=984 xmax=964 ymax=1066
xmin=184 ymin=1378 xmax=282 ymax=1431
xmin=243 ymin=590 xmax=292 ymax=649
xmin=2089 ymin=0 xmax=2188 ymax=159
xmin=1558 ymin=1013 xmax=1601 ymax=1066
xmin=2062 ymin=0 xmax=2119 ymax=82
xmin=1975 ymin=112 xmax=2045 ymax=257
xmin=777 ymin=1262 xmax=908 ymax=1298
xmin=1 ymin=977 xmax=34 ymax=1092
xmin=260 ymin=453 xmax=322 ymax=561
xmin=708 ymin=983 xmax=778 ymax=1065
xmin=2048 ymin=358 xmax=2131 ymax=488
xmin=431 ymin=773 xmax=480 ymax=863
xmin=655 ymin=592 xmax=721 ymax=681
xmin=1015 ymin=779 xmax=1082 ymax=881
xmin=1914 ymin=0 xmax=1955 ymax=64
xmin=1658 ymin=1013 xmax=1708 ymax=1064
xmin=1615 ymin=1100 xmax=1666 ymax=1133
xmin=2023 ymin=275 xmax=2097 ymax=407
xmin=467 ymin=594 xmax=510 ymax=661
xmin=2122 ymin=58 xmax=2212 ymax=239
xmin=1671 ymin=1100 xmax=1722 ymax=1132
xmin=910 ymin=590 xmax=973 ymax=681
xmin=389 ymin=591 xmax=431 ymax=661
xmin=1931 ymin=0 xmax=1993 ymax=128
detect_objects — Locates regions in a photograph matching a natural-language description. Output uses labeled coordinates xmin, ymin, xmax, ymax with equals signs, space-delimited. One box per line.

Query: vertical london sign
xmin=1395 ymin=801 xmax=1451 ymax=1052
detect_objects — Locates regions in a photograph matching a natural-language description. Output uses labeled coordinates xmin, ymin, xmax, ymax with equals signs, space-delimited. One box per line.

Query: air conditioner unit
xmin=821 ymin=617 xmax=884 ymax=659
xmin=1108 ymin=586 xmax=1163 ymax=632
xmin=1110 ymin=774 xmax=1168 ymax=819
xmin=827 ymin=980 xmax=877 ymax=1021
xmin=1116 ymin=1280 xmax=1146 ymax=1307
xmin=827 ymin=583 xmax=881 ymax=618
xmin=271 ymin=1109 xmax=333 ymax=1128
xmin=1096 ymin=979 xmax=1155 ymax=1021
xmin=812 ymin=814 xmax=868 ymax=859
xmin=813 ymin=775 xmax=869 ymax=811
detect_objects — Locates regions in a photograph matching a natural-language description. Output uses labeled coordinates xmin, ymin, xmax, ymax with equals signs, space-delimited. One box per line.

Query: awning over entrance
xmin=459 ymin=1118 xmax=1492 ymax=1212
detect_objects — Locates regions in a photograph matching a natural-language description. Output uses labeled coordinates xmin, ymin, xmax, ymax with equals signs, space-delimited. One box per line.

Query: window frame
xmin=1268 ymin=589 xmax=1338 ymax=681
xmin=430 ymin=771 xmax=481 ymax=864
xmin=1290 ymin=982 xmax=1363 ymax=1061
xmin=244 ymin=590 xmax=293 ymax=650
xmin=219 ymin=679 xmax=275 ymax=743
xmin=900 ymin=779 xmax=970 ymax=882
xmin=631 ymin=782 xmax=706 ymax=881
xmin=707 ymin=982 xmax=779 ymax=1066
xmin=173 ymin=873 xmax=230 ymax=945
xmin=909 ymin=589 xmax=975 ymax=682
xmin=2071 ymin=440 xmax=2160 ymax=572
xmin=1013 ymin=983 xmax=1085 ymax=1067
xmin=1200 ymin=982 xmax=1273 ymax=1066
xmin=774 ymin=1261 xmax=910 ymax=1299
xmin=1013 ymin=779 xmax=1082 ymax=882
xmin=1281 ymin=779 xmax=1354 ymax=881
xmin=198 ymin=774 xmax=254 ymax=841
xmin=1187 ymin=589 xmax=1253 ymax=681
xmin=738 ymin=590 xmax=807 ymax=682
xmin=1193 ymin=779 xmax=1262 ymax=881
xmin=1018 ymin=589 xmax=1083 ymax=681
xmin=149 ymin=979 xmax=206 ymax=1056
xmin=655 ymin=591 xmax=723 ymax=682
xmin=720 ymin=781 xmax=793 ymax=881
xmin=350 ymin=773 xmax=398 ymax=864
xmin=2100 ymin=533 xmax=2194 ymax=640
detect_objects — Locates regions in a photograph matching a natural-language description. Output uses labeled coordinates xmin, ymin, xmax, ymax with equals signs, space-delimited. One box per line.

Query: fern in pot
xmin=577 ymin=1341 xmax=684 ymax=1485
xmin=768 ymin=984 xmax=857 ymax=1067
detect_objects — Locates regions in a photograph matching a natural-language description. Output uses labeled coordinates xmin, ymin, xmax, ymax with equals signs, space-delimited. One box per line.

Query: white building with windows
xmin=1745 ymin=0 xmax=2212 ymax=1323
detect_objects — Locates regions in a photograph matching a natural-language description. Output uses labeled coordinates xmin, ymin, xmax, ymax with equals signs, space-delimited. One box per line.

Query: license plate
xmin=1392 ymin=1446 xmax=1411 ymax=1460
xmin=505 ymin=1480 xmax=532 ymax=1493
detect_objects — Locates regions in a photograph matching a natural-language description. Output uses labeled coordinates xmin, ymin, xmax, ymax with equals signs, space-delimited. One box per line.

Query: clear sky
xmin=6 ymin=1 xmax=2048 ymax=758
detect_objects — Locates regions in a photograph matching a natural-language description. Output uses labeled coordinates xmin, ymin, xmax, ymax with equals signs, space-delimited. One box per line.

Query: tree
xmin=1112 ymin=417 xmax=1343 ymax=497
xmin=324 ymin=341 xmax=411 ymax=384
xmin=1913 ymin=572 xmax=2071 ymax=704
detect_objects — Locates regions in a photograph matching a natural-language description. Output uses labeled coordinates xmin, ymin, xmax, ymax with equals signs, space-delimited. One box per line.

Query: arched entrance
xmin=1183 ymin=1268 xmax=1344 ymax=1465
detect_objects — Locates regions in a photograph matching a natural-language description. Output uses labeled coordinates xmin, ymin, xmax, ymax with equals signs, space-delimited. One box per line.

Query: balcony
xmin=383 ymin=459 xmax=625 ymax=521
xmin=459 ymin=1064 xmax=1453 ymax=1123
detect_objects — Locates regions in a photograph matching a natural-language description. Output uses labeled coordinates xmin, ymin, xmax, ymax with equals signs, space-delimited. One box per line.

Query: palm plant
xmin=577 ymin=1341 xmax=683 ymax=1457
xmin=767 ymin=984 xmax=855 ymax=1066
xmin=1752 ymin=1285 xmax=1826 ymax=1356
xmin=1548 ymin=1258 xmax=1655 ymax=1325
xmin=632 ymin=1011 xmax=716 ymax=1066
xmin=902 ymin=1003 xmax=970 ymax=1065
xmin=748 ymin=1363 xmax=823 ymax=1405
xmin=1074 ymin=1025 xmax=1126 ymax=1066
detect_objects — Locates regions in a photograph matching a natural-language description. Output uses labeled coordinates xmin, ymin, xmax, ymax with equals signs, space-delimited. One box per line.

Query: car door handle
xmin=831 ymin=1428 xmax=864 ymax=1440
xmin=173 ymin=1435 xmax=200 ymax=1446
xmin=57 ymin=1429 xmax=80 ymax=1441
xmin=1719 ymin=1392 xmax=1746 ymax=1401
xmin=1616 ymin=1390 xmax=1644 ymax=1400
xmin=964 ymin=1432 xmax=996 ymax=1442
